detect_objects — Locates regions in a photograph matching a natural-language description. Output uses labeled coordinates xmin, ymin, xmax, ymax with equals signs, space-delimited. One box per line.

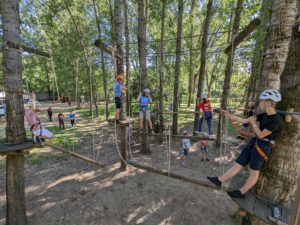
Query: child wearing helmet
xmin=114 ymin=74 xmax=126 ymax=124
xmin=207 ymin=89 xmax=283 ymax=199
xmin=138 ymin=88 xmax=154 ymax=134
xmin=196 ymin=92 xmax=213 ymax=136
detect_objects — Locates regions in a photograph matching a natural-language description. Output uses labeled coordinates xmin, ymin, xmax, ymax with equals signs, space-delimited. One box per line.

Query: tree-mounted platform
xmin=229 ymin=171 xmax=293 ymax=225
xmin=0 ymin=139 xmax=41 ymax=155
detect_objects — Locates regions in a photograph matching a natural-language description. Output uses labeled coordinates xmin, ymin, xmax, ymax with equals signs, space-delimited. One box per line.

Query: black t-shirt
xmin=256 ymin=113 xmax=283 ymax=140
xmin=247 ymin=108 xmax=254 ymax=118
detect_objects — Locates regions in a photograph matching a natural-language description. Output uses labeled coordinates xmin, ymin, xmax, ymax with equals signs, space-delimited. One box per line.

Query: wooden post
xmin=119 ymin=123 xmax=128 ymax=170
xmin=6 ymin=152 xmax=27 ymax=225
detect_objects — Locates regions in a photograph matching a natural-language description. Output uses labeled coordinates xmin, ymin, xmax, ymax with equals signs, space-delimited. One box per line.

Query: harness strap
xmin=255 ymin=144 xmax=269 ymax=161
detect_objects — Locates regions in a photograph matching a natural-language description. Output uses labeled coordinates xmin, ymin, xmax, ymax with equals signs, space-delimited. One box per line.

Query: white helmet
xmin=259 ymin=89 xmax=281 ymax=102
xmin=182 ymin=130 xmax=188 ymax=135
xmin=143 ymin=88 xmax=150 ymax=94
xmin=201 ymin=92 xmax=208 ymax=99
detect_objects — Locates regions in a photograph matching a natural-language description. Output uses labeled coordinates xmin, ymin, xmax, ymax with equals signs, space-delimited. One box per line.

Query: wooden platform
xmin=229 ymin=172 xmax=292 ymax=224
xmin=0 ymin=139 xmax=40 ymax=155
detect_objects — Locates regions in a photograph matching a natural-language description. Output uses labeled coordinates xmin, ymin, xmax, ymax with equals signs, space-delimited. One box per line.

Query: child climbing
xmin=114 ymin=74 xmax=126 ymax=124
xmin=69 ymin=111 xmax=76 ymax=127
xmin=207 ymin=89 xmax=283 ymax=199
xmin=196 ymin=93 xmax=213 ymax=136
xmin=58 ymin=112 xmax=65 ymax=130
xmin=180 ymin=130 xmax=193 ymax=167
xmin=24 ymin=94 xmax=54 ymax=143
xmin=138 ymin=88 xmax=154 ymax=134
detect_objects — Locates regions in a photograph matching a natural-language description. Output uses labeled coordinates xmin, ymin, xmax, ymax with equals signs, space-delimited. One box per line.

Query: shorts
xmin=183 ymin=148 xmax=189 ymax=157
xmin=115 ymin=97 xmax=122 ymax=109
xmin=236 ymin=138 xmax=271 ymax=170
xmin=201 ymin=147 xmax=208 ymax=154
xmin=139 ymin=110 xmax=151 ymax=120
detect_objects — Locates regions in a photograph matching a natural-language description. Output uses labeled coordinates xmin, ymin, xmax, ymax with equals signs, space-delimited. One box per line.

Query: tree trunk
xmin=172 ymin=0 xmax=184 ymax=135
xmin=124 ymin=0 xmax=131 ymax=117
xmin=244 ymin=0 xmax=271 ymax=110
xmin=258 ymin=0 xmax=298 ymax=92
xmin=193 ymin=0 xmax=214 ymax=132
xmin=6 ymin=154 xmax=27 ymax=225
xmin=158 ymin=0 xmax=167 ymax=135
xmin=249 ymin=3 xmax=299 ymax=224
xmin=92 ymin=0 xmax=109 ymax=119
xmin=216 ymin=0 xmax=243 ymax=146
xmin=187 ymin=0 xmax=195 ymax=108
xmin=138 ymin=0 xmax=150 ymax=154
xmin=114 ymin=0 xmax=124 ymax=75
xmin=1 ymin=1 xmax=27 ymax=224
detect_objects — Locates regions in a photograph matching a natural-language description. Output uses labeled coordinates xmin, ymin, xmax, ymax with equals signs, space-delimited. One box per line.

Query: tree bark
xmin=193 ymin=0 xmax=214 ymax=132
xmin=258 ymin=0 xmax=298 ymax=93
xmin=1 ymin=1 xmax=27 ymax=224
xmin=172 ymin=0 xmax=184 ymax=135
xmin=216 ymin=0 xmax=243 ymax=145
xmin=249 ymin=5 xmax=299 ymax=224
xmin=187 ymin=0 xmax=196 ymax=108
xmin=138 ymin=0 xmax=150 ymax=154
xmin=158 ymin=0 xmax=167 ymax=135
xmin=114 ymin=0 xmax=124 ymax=75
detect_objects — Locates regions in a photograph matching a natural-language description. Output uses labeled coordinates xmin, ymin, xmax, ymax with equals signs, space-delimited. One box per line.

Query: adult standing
xmin=196 ymin=93 xmax=213 ymax=135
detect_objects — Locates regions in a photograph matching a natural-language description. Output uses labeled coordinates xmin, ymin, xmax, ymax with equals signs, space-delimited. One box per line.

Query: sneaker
xmin=206 ymin=158 xmax=210 ymax=162
xmin=33 ymin=136 xmax=38 ymax=144
xmin=209 ymin=134 xmax=216 ymax=139
xmin=227 ymin=190 xmax=246 ymax=199
xmin=201 ymin=158 xmax=204 ymax=161
xmin=207 ymin=176 xmax=222 ymax=187
xmin=181 ymin=162 xmax=187 ymax=167
xmin=150 ymin=129 xmax=154 ymax=134
xmin=115 ymin=120 xmax=121 ymax=124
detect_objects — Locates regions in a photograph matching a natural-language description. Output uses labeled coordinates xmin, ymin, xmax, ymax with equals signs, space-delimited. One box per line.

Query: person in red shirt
xmin=197 ymin=93 xmax=213 ymax=135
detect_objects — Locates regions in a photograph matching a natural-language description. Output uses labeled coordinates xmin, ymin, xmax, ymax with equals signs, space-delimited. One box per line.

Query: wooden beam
xmin=225 ymin=18 xmax=261 ymax=55
xmin=5 ymin=41 xmax=51 ymax=58
xmin=94 ymin=39 xmax=122 ymax=61
xmin=45 ymin=143 xmax=105 ymax=167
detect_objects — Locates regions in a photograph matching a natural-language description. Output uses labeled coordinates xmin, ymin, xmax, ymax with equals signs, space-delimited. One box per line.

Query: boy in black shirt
xmin=207 ymin=89 xmax=283 ymax=198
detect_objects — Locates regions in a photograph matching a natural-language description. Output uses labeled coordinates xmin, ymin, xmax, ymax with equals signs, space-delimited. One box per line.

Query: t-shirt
xmin=139 ymin=95 xmax=151 ymax=111
xmin=182 ymin=138 xmax=191 ymax=149
xmin=114 ymin=81 xmax=123 ymax=98
xmin=69 ymin=113 xmax=75 ymax=120
xmin=24 ymin=109 xmax=40 ymax=126
xmin=58 ymin=113 xmax=64 ymax=120
xmin=197 ymin=100 xmax=212 ymax=112
xmin=256 ymin=113 xmax=283 ymax=140
xmin=247 ymin=108 xmax=254 ymax=118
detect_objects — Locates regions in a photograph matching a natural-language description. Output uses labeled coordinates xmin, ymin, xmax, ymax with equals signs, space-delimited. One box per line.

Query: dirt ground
xmin=0 ymin=103 xmax=242 ymax=225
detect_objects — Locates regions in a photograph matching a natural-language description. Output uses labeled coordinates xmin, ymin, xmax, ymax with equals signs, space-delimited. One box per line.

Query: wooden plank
xmin=94 ymin=39 xmax=122 ymax=61
xmin=0 ymin=139 xmax=41 ymax=155
xmin=5 ymin=41 xmax=51 ymax=58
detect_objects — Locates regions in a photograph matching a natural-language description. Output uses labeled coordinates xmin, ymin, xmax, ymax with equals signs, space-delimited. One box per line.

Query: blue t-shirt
xmin=114 ymin=82 xmax=123 ymax=98
xmin=69 ymin=113 xmax=75 ymax=120
xmin=140 ymin=95 xmax=150 ymax=111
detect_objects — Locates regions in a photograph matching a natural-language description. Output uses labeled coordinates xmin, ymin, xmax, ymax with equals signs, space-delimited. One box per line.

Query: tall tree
xmin=216 ymin=0 xmax=244 ymax=145
xmin=124 ymin=0 xmax=131 ymax=116
xmin=193 ymin=0 xmax=214 ymax=132
xmin=114 ymin=0 xmax=124 ymax=75
xmin=138 ymin=0 xmax=150 ymax=153
xmin=1 ymin=0 xmax=27 ymax=224
xmin=248 ymin=1 xmax=299 ymax=224
xmin=92 ymin=0 xmax=110 ymax=119
xmin=172 ymin=0 xmax=184 ymax=135
xmin=158 ymin=0 xmax=167 ymax=135
xmin=187 ymin=0 xmax=196 ymax=107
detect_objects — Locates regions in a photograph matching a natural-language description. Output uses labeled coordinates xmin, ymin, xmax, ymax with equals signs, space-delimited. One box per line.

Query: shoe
xmin=181 ymin=162 xmax=187 ymax=167
xmin=209 ymin=134 xmax=216 ymax=138
xmin=33 ymin=136 xmax=38 ymax=144
xmin=150 ymin=129 xmax=154 ymax=134
xmin=139 ymin=129 xmax=143 ymax=133
xmin=227 ymin=190 xmax=246 ymax=199
xmin=115 ymin=120 xmax=121 ymax=124
xmin=201 ymin=158 xmax=204 ymax=161
xmin=207 ymin=176 xmax=222 ymax=187
xmin=206 ymin=158 xmax=210 ymax=162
